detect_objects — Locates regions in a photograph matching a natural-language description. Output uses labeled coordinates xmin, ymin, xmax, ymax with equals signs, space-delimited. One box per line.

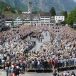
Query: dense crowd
xmin=0 ymin=25 xmax=34 ymax=75
xmin=53 ymin=70 xmax=76 ymax=76
xmin=0 ymin=25 xmax=76 ymax=76
xmin=26 ymin=26 xmax=76 ymax=71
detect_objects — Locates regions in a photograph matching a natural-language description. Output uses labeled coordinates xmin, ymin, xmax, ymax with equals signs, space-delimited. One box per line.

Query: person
xmin=53 ymin=70 xmax=58 ymax=76
xmin=13 ymin=66 xmax=20 ymax=76
xmin=10 ymin=65 xmax=15 ymax=76
xmin=71 ymin=71 xmax=76 ymax=76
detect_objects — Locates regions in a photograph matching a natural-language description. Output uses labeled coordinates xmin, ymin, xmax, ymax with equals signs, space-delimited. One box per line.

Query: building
xmin=55 ymin=16 xmax=65 ymax=23
xmin=13 ymin=17 xmax=23 ymax=26
xmin=50 ymin=16 xmax=55 ymax=25
xmin=5 ymin=14 xmax=65 ymax=28
xmin=5 ymin=17 xmax=23 ymax=27
xmin=23 ymin=15 xmax=55 ymax=27
xmin=5 ymin=15 xmax=55 ymax=27
xmin=5 ymin=20 xmax=12 ymax=27
xmin=40 ymin=16 xmax=50 ymax=25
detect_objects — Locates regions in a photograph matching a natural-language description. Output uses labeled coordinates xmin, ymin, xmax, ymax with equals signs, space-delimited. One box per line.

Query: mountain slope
xmin=38 ymin=0 xmax=76 ymax=12
xmin=0 ymin=0 xmax=27 ymax=11
xmin=0 ymin=1 xmax=22 ymax=14
xmin=0 ymin=1 xmax=13 ymax=13
xmin=0 ymin=0 xmax=76 ymax=12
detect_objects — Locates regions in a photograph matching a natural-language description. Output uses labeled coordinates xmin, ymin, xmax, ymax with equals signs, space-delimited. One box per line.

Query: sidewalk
xmin=20 ymin=72 xmax=53 ymax=76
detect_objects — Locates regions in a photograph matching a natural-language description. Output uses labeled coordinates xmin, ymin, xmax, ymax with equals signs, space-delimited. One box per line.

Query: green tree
xmin=61 ymin=11 xmax=68 ymax=24
xmin=10 ymin=8 xmax=16 ymax=13
xmin=32 ymin=11 xmax=38 ymax=14
xmin=50 ymin=7 xmax=56 ymax=16
xmin=67 ymin=8 xmax=76 ymax=27
xmin=61 ymin=11 xmax=67 ymax=18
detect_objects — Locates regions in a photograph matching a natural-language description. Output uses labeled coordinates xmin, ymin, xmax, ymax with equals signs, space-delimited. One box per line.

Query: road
xmin=21 ymin=73 xmax=53 ymax=76
xmin=0 ymin=70 xmax=76 ymax=76
xmin=0 ymin=70 xmax=53 ymax=76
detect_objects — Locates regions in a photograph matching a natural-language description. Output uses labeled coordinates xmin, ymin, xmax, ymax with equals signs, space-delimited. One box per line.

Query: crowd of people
xmin=0 ymin=25 xmax=75 ymax=76
xmin=53 ymin=70 xmax=76 ymax=76
xmin=26 ymin=26 xmax=76 ymax=70
xmin=0 ymin=25 xmax=35 ymax=75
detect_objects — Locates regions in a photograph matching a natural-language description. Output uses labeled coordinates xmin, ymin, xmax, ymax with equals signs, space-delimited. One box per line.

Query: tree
xmin=67 ymin=8 xmax=76 ymax=27
xmin=61 ymin=11 xmax=68 ymax=24
xmin=61 ymin=11 xmax=67 ymax=18
xmin=50 ymin=7 xmax=56 ymax=16
xmin=32 ymin=11 xmax=38 ymax=14
xmin=10 ymin=8 xmax=16 ymax=13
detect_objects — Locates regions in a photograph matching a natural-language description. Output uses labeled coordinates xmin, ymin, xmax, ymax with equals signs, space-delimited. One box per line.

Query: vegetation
xmin=60 ymin=9 xmax=76 ymax=28
xmin=61 ymin=11 xmax=68 ymax=19
xmin=0 ymin=2 xmax=22 ymax=15
xmin=32 ymin=11 xmax=39 ymax=14
xmin=66 ymin=8 xmax=76 ymax=27
xmin=61 ymin=11 xmax=68 ymax=24
xmin=50 ymin=7 xmax=56 ymax=16
xmin=0 ymin=2 xmax=7 ymax=13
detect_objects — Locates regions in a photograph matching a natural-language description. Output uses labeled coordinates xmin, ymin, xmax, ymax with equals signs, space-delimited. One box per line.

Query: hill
xmin=0 ymin=0 xmax=76 ymax=13
xmin=0 ymin=1 xmax=22 ymax=14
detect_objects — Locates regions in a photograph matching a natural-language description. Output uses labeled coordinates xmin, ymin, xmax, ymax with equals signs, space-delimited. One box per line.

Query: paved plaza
xmin=0 ymin=70 xmax=76 ymax=76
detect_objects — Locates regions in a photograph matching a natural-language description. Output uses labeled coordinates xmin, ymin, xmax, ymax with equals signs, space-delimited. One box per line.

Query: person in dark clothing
xmin=14 ymin=66 xmax=20 ymax=76
xmin=53 ymin=70 xmax=58 ymax=76
xmin=43 ymin=60 xmax=48 ymax=70
xmin=71 ymin=71 xmax=76 ymax=76
xmin=21 ymin=63 xmax=26 ymax=73
xmin=34 ymin=59 xmax=37 ymax=70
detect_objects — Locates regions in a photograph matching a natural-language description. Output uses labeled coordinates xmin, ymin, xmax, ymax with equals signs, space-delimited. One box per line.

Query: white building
xmin=14 ymin=17 xmax=23 ymax=26
xmin=5 ymin=17 xmax=23 ymax=27
xmin=5 ymin=16 xmax=55 ymax=27
xmin=5 ymin=21 xmax=12 ymax=27
xmin=6 ymin=14 xmax=61 ymax=28
xmin=23 ymin=16 xmax=51 ymax=26
xmin=31 ymin=16 xmax=54 ymax=26
xmin=55 ymin=16 xmax=65 ymax=23
xmin=40 ymin=16 xmax=50 ymax=25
